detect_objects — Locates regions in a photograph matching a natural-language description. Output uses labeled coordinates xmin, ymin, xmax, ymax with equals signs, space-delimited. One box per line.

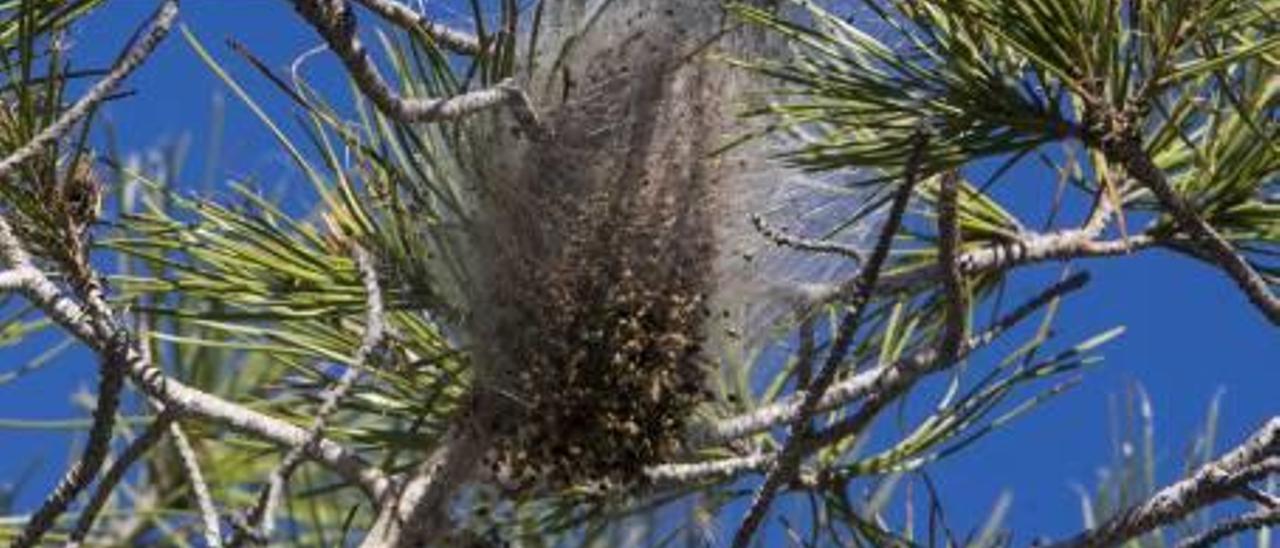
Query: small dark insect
xmin=60 ymin=157 xmax=103 ymax=234
xmin=560 ymin=67 xmax=574 ymax=104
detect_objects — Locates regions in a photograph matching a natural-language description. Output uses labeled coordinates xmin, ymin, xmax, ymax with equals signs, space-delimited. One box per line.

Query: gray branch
xmin=1177 ymin=506 xmax=1280 ymax=548
xmin=708 ymin=169 xmax=1103 ymax=451
xmin=1048 ymin=417 xmax=1279 ymax=548
xmin=751 ymin=213 xmax=865 ymax=263
xmin=352 ymin=0 xmax=482 ymax=55
xmin=871 ymin=226 xmax=1147 ymax=296
xmin=360 ymin=419 xmax=491 ymax=548
xmin=936 ymin=169 xmax=967 ymax=362
xmin=733 ymin=132 xmax=929 ymax=548
xmin=660 ymin=272 xmax=1091 ymax=487
xmin=0 ymin=208 xmax=390 ymax=513
xmin=0 ymin=0 xmax=179 ymax=181
xmin=646 ymin=453 xmax=773 ymax=486
xmin=1100 ymin=126 xmax=1279 ymax=324
xmin=1235 ymin=485 xmax=1280 ymax=509
xmin=5 ymin=224 xmax=131 ymax=547
xmin=169 ymin=422 xmax=223 ymax=547
xmin=291 ymin=0 xmax=544 ymax=135
xmin=712 ymin=188 xmax=1139 ymax=448
xmin=809 ymin=271 xmax=1092 ymax=450
xmin=237 ymin=246 xmax=389 ymax=545
xmin=66 ymin=410 xmax=178 ymax=547
xmin=0 ymin=6 xmax=185 ymax=533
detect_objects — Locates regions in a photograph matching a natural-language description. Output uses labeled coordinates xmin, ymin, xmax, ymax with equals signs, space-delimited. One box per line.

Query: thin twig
xmin=361 ymin=418 xmax=491 ymax=548
xmin=0 ymin=0 xmax=179 ymax=181
xmin=794 ymin=315 xmax=816 ymax=390
xmin=6 ymin=231 xmax=132 ymax=548
xmin=751 ymin=214 xmax=865 ymax=263
xmin=1048 ymin=417 xmax=1279 ymax=548
xmin=236 ymin=246 xmax=388 ymax=545
xmin=351 ymin=0 xmax=482 ymax=55
xmin=66 ymin=409 xmax=178 ymax=547
xmin=12 ymin=336 xmax=128 ymax=548
xmin=16 ymin=99 xmax=153 ymax=548
xmin=732 ymin=132 xmax=930 ymax=548
xmin=169 ymin=422 xmax=223 ymax=547
xmin=645 ymin=453 xmax=774 ymax=485
xmin=808 ymin=269 xmax=1094 ymax=451
xmin=806 ymin=226 xmax=1149 ymax=302
xmin=2 ymin=194 xmax=159 ymax=548
xmin=701 ymin=271 xmax=1091 ymax=447
xmin=0 ymin=6 xmax=182 ymax=536
xmin=664 ymin=272 xmax=1091 ymax=486
xmin=1099 ymin=126 xmax=1279 ymax=324
xmin=0 ymin=208 xmax=391 ymax=504
xmin=1234 ymin=485 xmax=1280 ymax=509
xmin=1176 ymin=506 xmax=1280 ymax=548
xmin=935 ymin=169 xmax=966 ymax=362
xmin=291 ymin=0 xmax=544 ymax=135
xmin=1083 ymin=168 xmax=1123 ymax=238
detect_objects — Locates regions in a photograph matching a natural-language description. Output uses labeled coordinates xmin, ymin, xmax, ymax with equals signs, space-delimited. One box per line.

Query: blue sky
xmin=1 ymin=2 xmax=1275 ymax=545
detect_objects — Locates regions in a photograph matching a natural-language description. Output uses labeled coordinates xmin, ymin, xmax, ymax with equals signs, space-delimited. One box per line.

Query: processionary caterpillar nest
xmin=456 ymin=0 xmax=873 ymax=492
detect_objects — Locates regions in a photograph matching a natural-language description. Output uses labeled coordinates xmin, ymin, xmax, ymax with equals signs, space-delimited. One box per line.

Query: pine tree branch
xmin=1048 ymin=417 xmax=1280 ymax=548
xmin=0 ymin=215 xmax=391 ymax=508
xmin=838 ymin=226 xmax=1150 ymax=298
xmin=291 ymin=0 xmax=544 ymax=135
xmin=1234 ymin=485 xmax=1280 ymax=509
xmin=1098 ymin=123 xmax=1279 ymax=324
xmin=169 ymin=422 xmax=223 ymax=547
xmin=0 ymin=0 xmax=179 ymax=181
xmin=0 ymin=11 xmax=182 ymax=530
xmin=751 ymin=213 xmax=865 ymax=263
xmin=700 ymin=272 xmax=1087 ymax=446
xmin=936 ymin=169 xmax=966 ymax=362
xmin=65 ymin=409 xmax=178 ymax=547
xmin=234 ymin=246 xmax=389 ymax=546
xmin=1176 ymin=506 xmax=1280 ymax=548
xmin=5 ymin=219 xmax=131 ymax=548
xmin=732 ymin=132 xmax=930 ymax=548
xmin=664 ymin=272 xmax=1090 ymax=486
xmin=12 ymin=347 xmax=125 ymax=547
xmin=351 ymin=0 xmax=482 ymax=55
xmin=360 ymin=418 xmax=491 ymax=548
xmin=789 ymin=196 xmax=1148 ymax=309
xmin=808 ymin=270 xmax=1091 ymax=450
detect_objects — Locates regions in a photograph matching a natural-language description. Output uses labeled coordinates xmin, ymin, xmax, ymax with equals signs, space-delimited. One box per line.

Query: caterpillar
xmin=451 ymin=0 xmax=872 ymax=492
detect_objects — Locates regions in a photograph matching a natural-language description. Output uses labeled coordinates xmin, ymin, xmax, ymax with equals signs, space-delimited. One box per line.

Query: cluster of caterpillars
xmin=473 ymin=2 xmax=732 ymax=492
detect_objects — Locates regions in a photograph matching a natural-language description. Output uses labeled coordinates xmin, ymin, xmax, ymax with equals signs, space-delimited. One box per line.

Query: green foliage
xmin=0 ymin=0 xmax=1274 ymax=545
xmin=732 ymin=0 xmax=1278 ymax=281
